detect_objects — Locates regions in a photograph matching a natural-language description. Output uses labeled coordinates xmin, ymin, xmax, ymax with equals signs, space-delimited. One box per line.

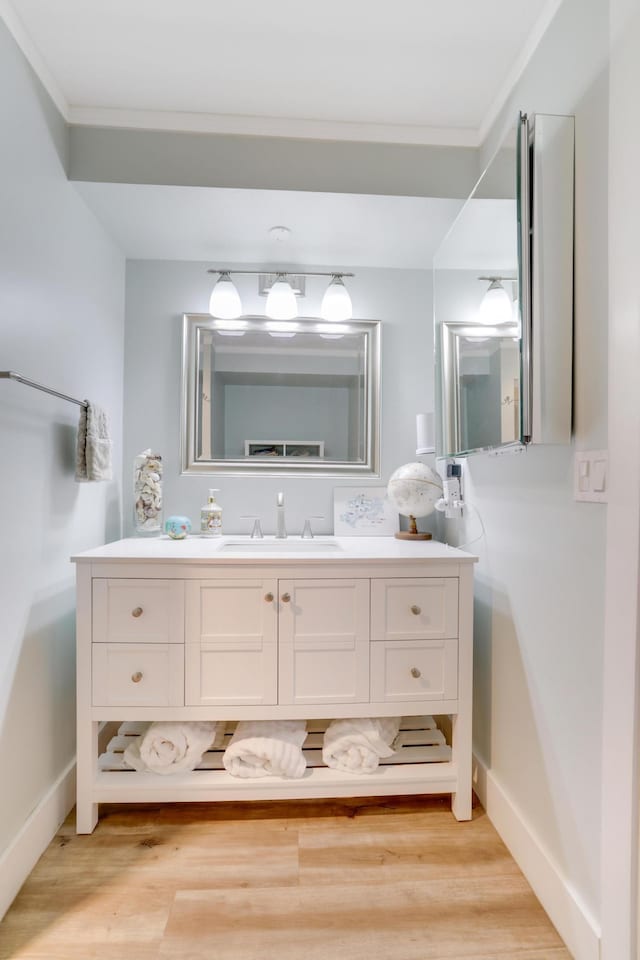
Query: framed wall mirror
xmin=181 ymin=314 xmax=380 ymax=476
xmin=434 ymin=112 xmax=574 ymax=458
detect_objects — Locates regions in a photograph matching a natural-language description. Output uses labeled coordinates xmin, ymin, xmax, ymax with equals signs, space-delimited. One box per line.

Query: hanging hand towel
xmin=223 ymin=719 xmax=307 ymax=779
xmin=322 ymin=717 xmax=401 ymax=773
xmin=123 ymin=721 xmax=225 ymax=775
xmin=75 ymin=402 xmax=112 ymax=481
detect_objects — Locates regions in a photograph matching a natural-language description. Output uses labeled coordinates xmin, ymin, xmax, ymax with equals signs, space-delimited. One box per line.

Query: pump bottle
xmin=200 ymin=488 xmax=223 ymax=537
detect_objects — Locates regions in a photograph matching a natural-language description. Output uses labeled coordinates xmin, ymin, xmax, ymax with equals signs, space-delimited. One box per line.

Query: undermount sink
xmin=220 ymin=538 xmax=343 ymax=553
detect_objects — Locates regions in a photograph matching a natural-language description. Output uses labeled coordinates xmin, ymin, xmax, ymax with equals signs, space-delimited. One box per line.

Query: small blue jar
xmin=164 ymin=515 xmax=192 ymax=540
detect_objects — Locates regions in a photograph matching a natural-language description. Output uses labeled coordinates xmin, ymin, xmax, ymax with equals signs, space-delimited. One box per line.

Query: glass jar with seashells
xmin=133 ymin=449 xmax=163 ymax=536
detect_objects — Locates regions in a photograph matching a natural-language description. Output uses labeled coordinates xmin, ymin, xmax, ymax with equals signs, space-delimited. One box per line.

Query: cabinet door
xmin=185 ymin=580 xmax=277 ymax=706
xmin=278 ymin=579 xmax=369 ymax=705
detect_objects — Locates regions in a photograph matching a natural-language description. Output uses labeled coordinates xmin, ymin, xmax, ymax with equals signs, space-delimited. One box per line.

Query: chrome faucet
xmin=275 ymin=491 xmax=287 ymax=539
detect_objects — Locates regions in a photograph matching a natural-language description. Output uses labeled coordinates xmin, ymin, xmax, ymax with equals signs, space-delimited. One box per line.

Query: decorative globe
xmin=387 ymin=462 xmax=442 ymax=538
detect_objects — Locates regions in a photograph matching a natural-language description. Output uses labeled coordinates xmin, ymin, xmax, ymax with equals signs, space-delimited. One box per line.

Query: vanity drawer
xmin=371 ymin=638 xmax=458 ymax=702
xmin=92 ymin=643 xmax=184 ymax=706
xmin=92 ymin=579 xmax=184 ymax=644
xmin=371 ymin=578 xmax=458 ymax=642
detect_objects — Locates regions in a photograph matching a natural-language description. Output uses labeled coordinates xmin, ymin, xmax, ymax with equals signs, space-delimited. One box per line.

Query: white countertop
xmin=71 ymin=535 xmax=477 ymax=564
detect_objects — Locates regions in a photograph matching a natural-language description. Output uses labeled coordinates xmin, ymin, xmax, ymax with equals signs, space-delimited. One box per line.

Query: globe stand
xmin=395 ymin=514 xmax=432 ymax=541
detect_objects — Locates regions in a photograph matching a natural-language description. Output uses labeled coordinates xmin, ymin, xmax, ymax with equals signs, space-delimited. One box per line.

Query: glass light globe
xmin=478 ymin=280 xmax=513 ymax=326
xmin=265 ymin=277 xmax=297 ymax=320
xmin=321 ymin=276 xmax=353 ymax=322
xmin=209 ymin=274 xmax=242 ymax=319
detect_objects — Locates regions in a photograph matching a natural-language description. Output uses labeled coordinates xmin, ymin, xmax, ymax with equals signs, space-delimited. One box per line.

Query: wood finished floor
xmin=0 ymin=796 xmax=571 ymax=960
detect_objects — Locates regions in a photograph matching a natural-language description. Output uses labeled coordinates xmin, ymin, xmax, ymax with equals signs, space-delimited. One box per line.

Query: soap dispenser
xmin=200 ymin=488 xmax=223 ymax=537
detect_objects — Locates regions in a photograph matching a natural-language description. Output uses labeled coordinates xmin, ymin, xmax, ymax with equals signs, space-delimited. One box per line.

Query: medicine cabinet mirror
xmin=181 ymin=314 xmax=380 ymax=476
xmin=433 ymin=112 xmax=574 ymax=458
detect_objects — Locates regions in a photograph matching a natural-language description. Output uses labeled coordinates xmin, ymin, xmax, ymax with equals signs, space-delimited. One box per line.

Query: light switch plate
xmin=574 ymin=450 xmax=608 ymax=502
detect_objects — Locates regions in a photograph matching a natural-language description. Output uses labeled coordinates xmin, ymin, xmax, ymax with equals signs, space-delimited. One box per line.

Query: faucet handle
xmin=301 ymin=516 xmax=324 ymax=539
xmin=240 ymin=515 xmax=264 ymax=539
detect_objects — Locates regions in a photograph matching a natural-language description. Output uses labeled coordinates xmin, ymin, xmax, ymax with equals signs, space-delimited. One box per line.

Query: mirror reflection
xmin=182 ymin=315 xmax=380 ymax=476
xmin=434 ymin=122 xmax=522 ymax=457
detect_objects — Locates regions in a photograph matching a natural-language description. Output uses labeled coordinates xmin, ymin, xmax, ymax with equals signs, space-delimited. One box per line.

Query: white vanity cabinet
xmin=73 ymin=537 xmax=475 ymax=834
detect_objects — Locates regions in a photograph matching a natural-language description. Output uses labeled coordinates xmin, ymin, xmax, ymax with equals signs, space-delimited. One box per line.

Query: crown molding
xmin=1 ymin=0 xmax=69 ymax=120
xmin=477 ymin=0 xmax=565 ymax=145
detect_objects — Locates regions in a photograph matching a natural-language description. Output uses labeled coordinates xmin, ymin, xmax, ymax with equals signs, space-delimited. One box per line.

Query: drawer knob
xmin=264 ymin=592 xmax=274 ymax=603
xmin=281 ymin=593 xmax=291 ymax=603
xmin=131 ymin=607 xmax=144 ymax=618
xmin=410 ymin=667 xmax=422 ymax=679
xmin=131 ymin=671 xmax=143 ymax=683
xmin=411 ymin=605 xmax=421 ymax=615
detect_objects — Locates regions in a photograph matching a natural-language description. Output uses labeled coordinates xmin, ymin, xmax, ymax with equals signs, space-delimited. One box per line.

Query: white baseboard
xmin=0 ymin=759 xmax=76 ymax=920
xmin=473 ymin=755 xmax=600 ymax=960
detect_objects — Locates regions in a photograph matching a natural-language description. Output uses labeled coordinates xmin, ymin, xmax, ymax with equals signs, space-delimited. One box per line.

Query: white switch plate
xmin=574 ymin=450 xmax=608 ymax=502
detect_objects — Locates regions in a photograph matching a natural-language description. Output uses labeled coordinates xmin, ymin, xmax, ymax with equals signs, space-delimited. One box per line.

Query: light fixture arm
xmin=207 ymin=269 xmax=354 ymax=278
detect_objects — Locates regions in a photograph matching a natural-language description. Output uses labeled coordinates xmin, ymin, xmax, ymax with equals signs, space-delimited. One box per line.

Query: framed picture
xmin=333 ymin=486 xmax=397 ymax=537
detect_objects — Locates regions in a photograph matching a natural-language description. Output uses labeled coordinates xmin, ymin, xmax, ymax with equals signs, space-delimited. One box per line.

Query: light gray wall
xmin=224 ymin=384 xmax=350 ymax=460
xmin=0 ymin=19 xmax=125 ymax=906
xmin=69 ymin=125 xmax=479 ymax=199
xmin=441 ymin=0 xmax=609 ymax=931
xmin=123 ymin=261 xmax=433 ymax=536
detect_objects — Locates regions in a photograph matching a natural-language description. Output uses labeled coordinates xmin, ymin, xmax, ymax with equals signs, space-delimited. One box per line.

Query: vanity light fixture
xmin=206 ymin=268 xmax=354 ymax=322
xmin=477 ymin=277 xmax=515 ymax=326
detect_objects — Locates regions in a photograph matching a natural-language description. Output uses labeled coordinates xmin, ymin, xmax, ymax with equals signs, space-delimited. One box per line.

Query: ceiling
xmin=3 ymin=1 xmax=557 ymax=267
xmin=74 ymin=183 xmax=464 ymax=268
xmin=6 ymin=0 xmax=561 ymax=146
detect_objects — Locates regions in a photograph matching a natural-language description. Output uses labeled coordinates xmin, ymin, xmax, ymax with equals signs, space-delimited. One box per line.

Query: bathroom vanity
xmin=73 ymin=536 xmax=475 ymax=833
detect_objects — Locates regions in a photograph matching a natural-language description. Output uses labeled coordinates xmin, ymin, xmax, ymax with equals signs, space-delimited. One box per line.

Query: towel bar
xmin=0 ymin=370 xmax=88 ymax=408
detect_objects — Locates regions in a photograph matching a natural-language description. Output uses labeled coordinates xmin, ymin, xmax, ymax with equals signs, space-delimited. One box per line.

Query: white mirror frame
xmin=181 ymin=314 xmax=381 ymax=477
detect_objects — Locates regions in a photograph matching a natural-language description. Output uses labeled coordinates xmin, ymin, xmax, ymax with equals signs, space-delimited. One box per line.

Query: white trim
xmin=477 ymin=0 xmax=566 ymax=144
xmin=0 ymin=760 xmax=76 ymax=921
xmin=66 ymin=106 xmax=480 ymax=147
xmin=473 ymin=754 xmax=601 ymax=960
xmin=600 ymin=5 xmax=640 ymax=957
xmin=0 ymin=0 xmax=69 ymax=120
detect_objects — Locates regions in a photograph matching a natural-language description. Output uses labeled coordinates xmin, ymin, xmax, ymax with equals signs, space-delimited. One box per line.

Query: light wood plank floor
xmin=0 ymin=796 xmax=571 ymax=960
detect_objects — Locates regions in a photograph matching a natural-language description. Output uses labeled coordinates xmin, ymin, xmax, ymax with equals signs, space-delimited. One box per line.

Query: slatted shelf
xmin=98 ymin=716 xmax=451 ymax=773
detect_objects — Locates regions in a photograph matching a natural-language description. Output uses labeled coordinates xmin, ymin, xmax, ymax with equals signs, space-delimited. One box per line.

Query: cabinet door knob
xmin=131 ymin=607 xmax=144 ymax=618
xmin=281 ymin=593 xmax=291 ymax=603
xmin=131 ymin=671 xmax=143 ymax=683
xmin=410 ymin=667 xmax=422 ymax=678
xmin=410 ymin=605 xmax=421 ymax=615
xmin=264 ymin=592 xmax=274 ymax=603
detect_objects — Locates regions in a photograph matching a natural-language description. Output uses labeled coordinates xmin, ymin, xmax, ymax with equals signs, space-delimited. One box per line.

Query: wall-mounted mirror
xmin=434 ymin=112 xmax=574 ymax=458
xmin=181 ymin=314 xmax=380 ymax=476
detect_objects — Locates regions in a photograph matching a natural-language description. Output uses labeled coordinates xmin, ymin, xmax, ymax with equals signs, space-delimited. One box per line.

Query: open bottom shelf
xmin=93 ymin=715 xmax=455 ymax=803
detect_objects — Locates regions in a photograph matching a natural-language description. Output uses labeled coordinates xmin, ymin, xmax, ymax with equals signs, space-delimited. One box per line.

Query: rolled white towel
xmin=123 ymin=721 xmax=225 ymax=775
xmin=322 ymin=717 xmax=401 ymax=774
xmin=223 ymin=720 xmax=307 ymax=779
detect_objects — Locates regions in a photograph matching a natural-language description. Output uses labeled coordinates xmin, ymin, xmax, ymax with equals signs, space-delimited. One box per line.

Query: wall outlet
xmin=442 ymin=477 xmax=463 ymax=519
